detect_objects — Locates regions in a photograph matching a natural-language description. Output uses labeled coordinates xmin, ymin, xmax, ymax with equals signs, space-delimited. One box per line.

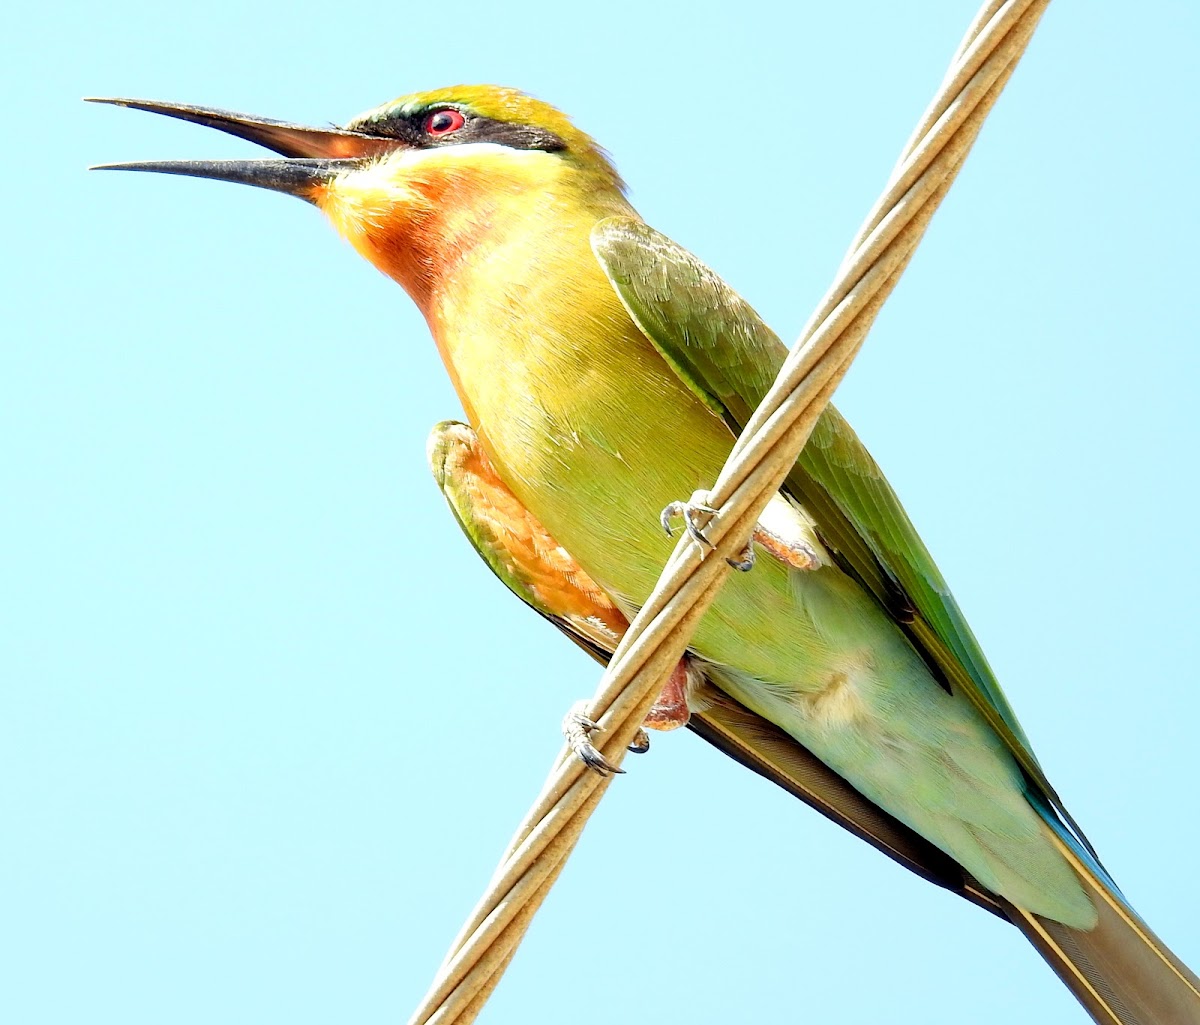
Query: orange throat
xmin=315 ymin=159 xmax=508 ymax=315
xmin=313 ymin=146 xmax=634 ymax=434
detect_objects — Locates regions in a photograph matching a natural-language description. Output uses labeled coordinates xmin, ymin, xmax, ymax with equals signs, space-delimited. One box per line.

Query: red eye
xmin=424 ymin=109 xmax=466 ymax=137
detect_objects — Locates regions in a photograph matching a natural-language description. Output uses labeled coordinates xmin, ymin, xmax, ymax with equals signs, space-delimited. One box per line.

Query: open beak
xmin=87 ymin=97 xmax=401 ymax=202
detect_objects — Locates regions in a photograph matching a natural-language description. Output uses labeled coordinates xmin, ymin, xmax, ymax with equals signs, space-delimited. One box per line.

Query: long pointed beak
xmin=87 ymin=97 xmax=402 ymax=202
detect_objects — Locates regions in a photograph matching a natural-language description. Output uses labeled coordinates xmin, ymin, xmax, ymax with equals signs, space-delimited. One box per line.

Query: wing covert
xmin=591 ymin=215 xmax=1079 ymax=830
xmin=428 ymin=419 xmax=1004 ymax=913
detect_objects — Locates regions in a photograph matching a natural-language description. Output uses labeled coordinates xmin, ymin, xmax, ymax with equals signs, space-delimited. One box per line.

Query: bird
xmin=90 ymin=86 xmax=1200 ymax=1024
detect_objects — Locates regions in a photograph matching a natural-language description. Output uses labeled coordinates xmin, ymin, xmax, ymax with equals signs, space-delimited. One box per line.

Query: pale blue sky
xmin=5 ymin=2 xmax=1199 ymax=1023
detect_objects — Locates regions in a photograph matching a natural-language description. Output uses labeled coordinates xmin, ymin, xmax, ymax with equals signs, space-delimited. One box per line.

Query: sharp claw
xmin=660 ymin=502 xmax=682 ymax=538
xmin=683 ymin=511 xmax=714 ymax=549
xmin=562 ymin=701 xmax=626 ymax=776
xmin=726 ymin=542 xmax=756 ymax=572
xmin=660 ymin=493 xmax=717 ymax=550
xmin=627 ymin=728 xmax=650 ymax=755
xmin=580 ymin=747 xmax=625 ymax=777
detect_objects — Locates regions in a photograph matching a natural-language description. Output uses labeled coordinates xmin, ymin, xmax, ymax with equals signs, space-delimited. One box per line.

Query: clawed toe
xmin=726 ymin=541 xmax=756 ymax=572
xmin=562 ymin=700 xmax=625 ymax=776
xmin=660 ymin=491 xmax=718 ymax=550
xmin=627 ymin=728 xmax=650 ymax=755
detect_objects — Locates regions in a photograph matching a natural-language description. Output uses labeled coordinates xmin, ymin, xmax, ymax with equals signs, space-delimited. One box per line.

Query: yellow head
xmin=316 ymin=86 xmax=628 ymax=309
xmin=347 ymin=85 xmax=622 ymax=186
xmin=90 ymin=87 xmax=629 ymax=311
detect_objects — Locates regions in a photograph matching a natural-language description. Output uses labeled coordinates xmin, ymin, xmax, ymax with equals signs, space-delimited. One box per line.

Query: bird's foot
xmin=563 ymin=700 xmax=637 ymax=777
xmin=563 ymin=658 xmax=696 ymax=774
xmin=627 ymin=727 xmax=651 ymax=755
xmin=660 ymin=491 xmax=821 ymax=574
xmin=661 ymin=489 xmax=747 ymax=571
xmin=728 ymin=527 xmax=821 ymax=573
xmin=660 ymin=490 xmax=718 ymax=552
xmin=727 ymin=541 xmax=756 ymax=573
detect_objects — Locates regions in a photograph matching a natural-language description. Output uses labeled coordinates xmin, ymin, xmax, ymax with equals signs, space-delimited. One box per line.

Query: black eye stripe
xmin=354 ymin=115 xmax=422 ymax=145
xmin=455 ymin=118 xmax=565 ymax=152
xmin=357 ymin=110 xmax=566 ymax=153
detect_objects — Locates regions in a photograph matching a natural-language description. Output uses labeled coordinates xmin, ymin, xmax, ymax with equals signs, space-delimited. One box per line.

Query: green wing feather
xmin=431 ymin=393 xmax=1200 ymax=1023
xmin=427 ymin=418 xmax=1002 ymax=914
xmin=591 ymin=215 xmax=1087 ymax=843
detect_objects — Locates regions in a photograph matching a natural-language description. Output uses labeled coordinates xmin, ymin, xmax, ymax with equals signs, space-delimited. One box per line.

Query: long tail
xmin=1003 ymin=833 xmax=1200 ymax=1025
xmin=690 ymin=689 xmax=1200 ymax=1023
